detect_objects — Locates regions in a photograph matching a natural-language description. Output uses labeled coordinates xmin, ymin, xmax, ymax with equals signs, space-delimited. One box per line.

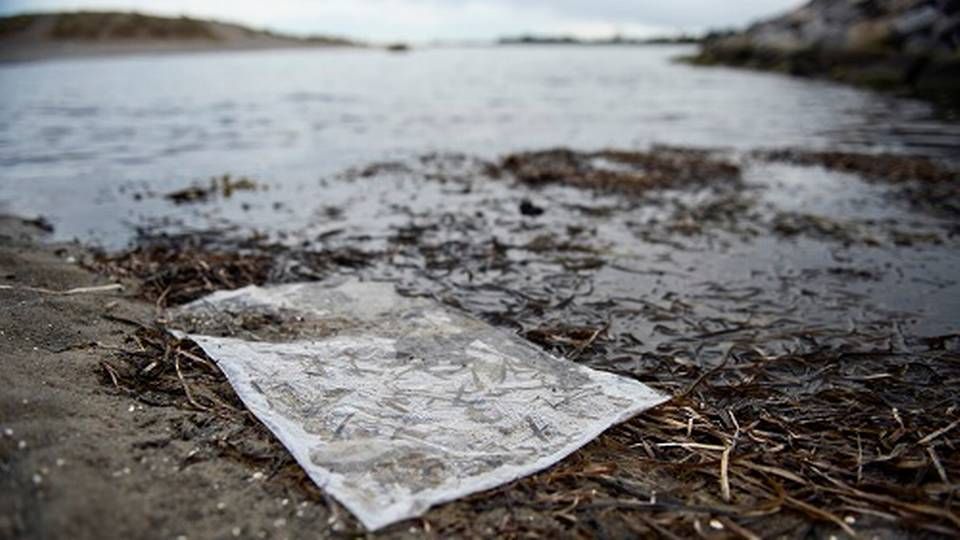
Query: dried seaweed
xmin=757 ymin=150 xmax=956 ymax=185
xmin=92 ymin=146 xmax=960 ymax=536
xmin=502 ymin=147 xmax=741 ymax=196
xmin=99 ymin=325 xmax=329 ymax=500
xmin=101 ymin=321 xmax=960 ymax=537
xmin=92 ymin=233 xmax=371 ymax=308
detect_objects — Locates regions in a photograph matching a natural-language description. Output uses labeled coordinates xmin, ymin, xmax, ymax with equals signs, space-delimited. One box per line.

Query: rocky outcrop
xmin=693 ymin=0 xmax=960 ymax=110
xmin=739 ymin=0 xmax=959 ymax=54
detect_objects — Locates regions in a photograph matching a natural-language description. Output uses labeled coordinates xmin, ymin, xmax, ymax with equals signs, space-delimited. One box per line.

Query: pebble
xmin=519 ymin=199 xmax=545 ymax=217
xmin=231 ymin=527 xmax=241 ymax=537
xmin=709 ymin=519 xmax=724 ymax=530
xmin=3 ymin=428 xmax=12 ymax=437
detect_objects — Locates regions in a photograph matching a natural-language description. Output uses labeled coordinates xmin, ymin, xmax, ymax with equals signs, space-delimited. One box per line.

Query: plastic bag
xmin=169 ymin=279 xmax=667 ymax=530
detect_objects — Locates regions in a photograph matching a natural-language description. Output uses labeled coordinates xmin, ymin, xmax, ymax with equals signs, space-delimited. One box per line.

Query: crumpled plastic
xmin=169 ymin=279 xmax=667 ymax=530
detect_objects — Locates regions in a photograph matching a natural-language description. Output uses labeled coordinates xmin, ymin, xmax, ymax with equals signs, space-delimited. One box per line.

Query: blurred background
xmin=0 ymin=0 xmax=958 ymax=245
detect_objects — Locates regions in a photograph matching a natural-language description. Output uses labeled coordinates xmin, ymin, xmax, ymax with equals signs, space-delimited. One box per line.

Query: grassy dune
xmin=0 ymin=11 xmax=359 ymax=62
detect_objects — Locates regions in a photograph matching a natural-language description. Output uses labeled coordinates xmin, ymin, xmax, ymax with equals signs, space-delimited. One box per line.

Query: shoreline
xmin=686 ymin=1 xmax=960 ymax=115
xmin=3 ymin=141 xmax=959 ymax=537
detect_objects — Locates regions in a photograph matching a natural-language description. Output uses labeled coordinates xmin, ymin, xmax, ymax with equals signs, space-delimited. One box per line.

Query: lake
xmin=1 ymin=44 xmax=959 ymax=244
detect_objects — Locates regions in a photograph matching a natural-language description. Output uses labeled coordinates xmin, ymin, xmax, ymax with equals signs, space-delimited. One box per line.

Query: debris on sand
xmin=101 ymin=298 xmax=960 ymax=537
xmin=90 ymin=145 xmax=960 ymax=536
xmin=93 ymin=233 xmax=371 ymax=307
xmin=96 ymin=242 xmax=273 ymax=306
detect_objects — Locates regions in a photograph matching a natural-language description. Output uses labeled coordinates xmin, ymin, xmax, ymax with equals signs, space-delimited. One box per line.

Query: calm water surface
xmin=0 ymin=45 xmax=958 ymax=243
xmin=1 ymin=44 xmax=957 ymax=343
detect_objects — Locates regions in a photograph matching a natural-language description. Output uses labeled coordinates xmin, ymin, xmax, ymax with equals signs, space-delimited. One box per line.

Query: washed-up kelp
xmin=501 ymin=147 xmax=741 ymax=196
xmin=95 ymin=146 xmax=960 ymax=536
xmin=165 ymin=279 xmax=667 ymax=530
xmin=95 ymin=233 xmax=371 ymax=307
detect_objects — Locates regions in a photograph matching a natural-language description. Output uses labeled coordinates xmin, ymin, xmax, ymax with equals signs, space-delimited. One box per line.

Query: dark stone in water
xmin=519 ymin=199 xmax=545 ymax=217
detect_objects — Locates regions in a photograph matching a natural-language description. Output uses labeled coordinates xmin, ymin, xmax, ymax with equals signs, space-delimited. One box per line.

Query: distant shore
xmin=0 ymin=11 xmax=361 ymax=63
xmin=0 ymin=40 xmax=359 ymax=64
xmin=498 ymin=34 xmax=700 ymax=46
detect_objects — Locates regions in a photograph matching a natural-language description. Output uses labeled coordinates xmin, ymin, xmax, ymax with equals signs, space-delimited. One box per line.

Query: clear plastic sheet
xmin=169 ymin=279 xmax=667 ymax=530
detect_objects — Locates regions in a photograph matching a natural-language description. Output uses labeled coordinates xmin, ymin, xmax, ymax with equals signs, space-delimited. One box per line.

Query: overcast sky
xmin=0 ymin=0 xmax=804 ymax=42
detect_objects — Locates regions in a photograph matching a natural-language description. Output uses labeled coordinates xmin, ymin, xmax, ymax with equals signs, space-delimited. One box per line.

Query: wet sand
xmin=0 ymin=218 xmax=342 ymax=540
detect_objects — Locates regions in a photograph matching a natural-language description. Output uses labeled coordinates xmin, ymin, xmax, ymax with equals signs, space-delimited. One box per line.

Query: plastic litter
xmin=169 ymin=279 xmax=667 ymax=530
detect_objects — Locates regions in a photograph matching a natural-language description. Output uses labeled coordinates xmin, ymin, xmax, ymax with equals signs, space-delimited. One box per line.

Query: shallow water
xmin=1 ymin=45 xmax=959 ymax=244
xmin=296 ymin=156 xmax=959 ymax=349
xmin=2 ymin=45 xmax=958 ymax=346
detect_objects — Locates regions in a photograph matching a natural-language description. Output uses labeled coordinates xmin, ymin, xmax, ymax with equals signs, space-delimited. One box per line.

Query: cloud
xmin=0 ymin=0 xmax=805 ymax=41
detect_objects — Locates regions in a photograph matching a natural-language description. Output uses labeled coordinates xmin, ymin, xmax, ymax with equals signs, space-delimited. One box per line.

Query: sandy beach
xmin=1 ymin=217 xmax=391 ymax=539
